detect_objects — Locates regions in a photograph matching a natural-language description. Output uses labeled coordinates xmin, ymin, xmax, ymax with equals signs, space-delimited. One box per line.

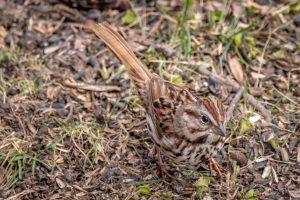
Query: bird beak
xmin=218 ymin=124 xmax=226 ymax=137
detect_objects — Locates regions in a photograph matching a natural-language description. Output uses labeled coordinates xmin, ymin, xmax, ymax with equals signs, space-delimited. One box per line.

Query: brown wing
xmin=146 ymin=76 xmax=196 ymax=148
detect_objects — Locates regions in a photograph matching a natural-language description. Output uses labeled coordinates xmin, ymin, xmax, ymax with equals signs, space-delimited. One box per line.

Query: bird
xmin=89 ymin=22 xmax=226 ymax=175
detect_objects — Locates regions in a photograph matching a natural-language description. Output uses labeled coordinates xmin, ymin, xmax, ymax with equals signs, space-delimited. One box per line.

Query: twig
xmin=149 ymin=60 xmax=211 ymax=67
xmin=226 ymin=86 xmax=244 ymax=122
xmin=135 ymin=39 xmax=177 ymax=57
xmin=7 ymin=190 xmax=35 ymax=200
xmin=273 ymin=87 xmax=300 ymax=107
xmin=64 ymin=80 xmax=121 ymax=92
xmin=53 ymin=4 xmax=86 ymax=22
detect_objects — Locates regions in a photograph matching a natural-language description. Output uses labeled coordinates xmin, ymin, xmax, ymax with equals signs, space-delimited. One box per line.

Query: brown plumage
xmin=90 ymin=22 xmax=226 ymax=174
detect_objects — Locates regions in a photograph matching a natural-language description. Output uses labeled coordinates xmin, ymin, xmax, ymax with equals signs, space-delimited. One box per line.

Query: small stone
xmin=87 ymin=9 xmax=104 ymax=21
xmin=207 ymin=75 xmax=220 ymax=95
xmin=51 ymin=102 xmax=65 ymax=109
xmin=48 ymin=35 xmax=60 ymax=43
xmin=95 ymin=40 xmax=104 ymax=51
xmin=255 ymin=0 xmax=270 ymax=6
xmin=4 ymin=34 xmax=12 ymax=45
xmin=293 ymin=15 xmax=300 ymax=27
xmin=277 ymin=181 xmax=284 ymax=193
xmin=87 ymin=56 xmax=100 ymax=68
xmin=73 ymin=71 xmax=85 ymax=80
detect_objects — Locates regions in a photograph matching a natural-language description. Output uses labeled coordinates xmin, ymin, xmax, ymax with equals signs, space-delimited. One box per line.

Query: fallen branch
xmin=64 ymin=80 xmax=121 ymax=92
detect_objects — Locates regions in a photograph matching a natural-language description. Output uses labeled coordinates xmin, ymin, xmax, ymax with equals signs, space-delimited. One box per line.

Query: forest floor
xmin=0 ymin=0 xmax=300 ymax=199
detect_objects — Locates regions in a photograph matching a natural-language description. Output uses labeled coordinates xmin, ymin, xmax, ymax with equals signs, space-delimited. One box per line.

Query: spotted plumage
xmin=90 ymin=22 xmax=227 ymax=173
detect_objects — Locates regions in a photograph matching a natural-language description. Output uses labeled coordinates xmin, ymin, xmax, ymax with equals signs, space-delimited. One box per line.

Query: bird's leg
xmin=208 ymin=158 xmax=223 ymax=177
xmin=155 ymin=146 xmax=176 ymax=175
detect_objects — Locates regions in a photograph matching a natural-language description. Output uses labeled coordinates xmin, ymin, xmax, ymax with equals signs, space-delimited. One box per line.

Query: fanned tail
xmin=89 ymin=22 xmax=152 ymax=93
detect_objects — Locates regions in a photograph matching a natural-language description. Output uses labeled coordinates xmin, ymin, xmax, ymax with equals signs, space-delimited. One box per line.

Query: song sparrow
xmin=89 ymin=22 xmax=226 ymax=175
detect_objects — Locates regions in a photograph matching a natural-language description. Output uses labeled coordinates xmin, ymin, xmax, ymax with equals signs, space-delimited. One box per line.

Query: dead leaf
xmin=228 ymin=54 xmax=244 ymax=84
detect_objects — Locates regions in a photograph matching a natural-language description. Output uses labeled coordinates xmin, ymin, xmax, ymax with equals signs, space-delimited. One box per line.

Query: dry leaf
xmin=228 ymin=54 xmax=244 ymax=84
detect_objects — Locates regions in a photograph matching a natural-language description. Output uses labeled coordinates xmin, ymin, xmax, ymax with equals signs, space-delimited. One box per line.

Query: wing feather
xmin=146 ymin=76 xmax=196 ymax=148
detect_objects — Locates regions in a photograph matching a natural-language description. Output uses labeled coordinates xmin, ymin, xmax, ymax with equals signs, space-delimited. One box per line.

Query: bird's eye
xmin=201 ymin=115 xmax=210 ymax=124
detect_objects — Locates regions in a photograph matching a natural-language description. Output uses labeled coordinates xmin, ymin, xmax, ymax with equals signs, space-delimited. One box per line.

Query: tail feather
xmin=89 ymin=22 xmax=152 ymax=92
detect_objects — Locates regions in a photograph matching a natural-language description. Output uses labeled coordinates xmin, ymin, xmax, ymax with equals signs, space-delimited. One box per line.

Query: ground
xmin=0 ymin=0 xmax=300 ymax=199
